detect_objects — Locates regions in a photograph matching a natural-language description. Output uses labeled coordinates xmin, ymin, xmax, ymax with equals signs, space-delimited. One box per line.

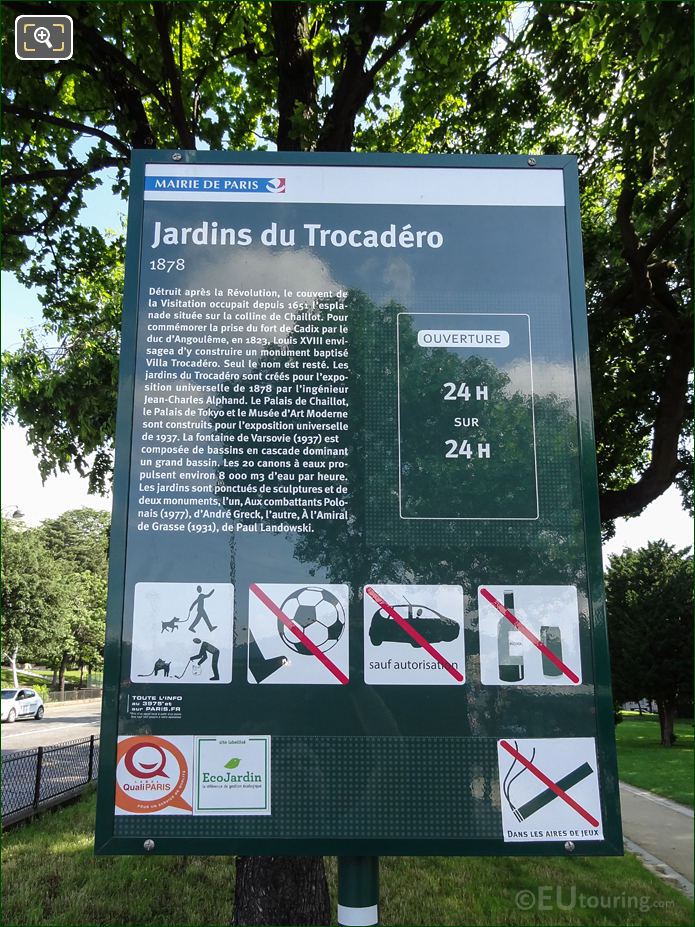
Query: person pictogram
xmin=186 ymin=638 xmax=220 ymax=681
xmin=188 ymin=585 xmax=216 ymax=632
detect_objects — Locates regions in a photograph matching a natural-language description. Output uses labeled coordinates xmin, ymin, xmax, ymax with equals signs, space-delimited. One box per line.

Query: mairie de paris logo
xmin=266 ymin=178 xmax=285 ymax=193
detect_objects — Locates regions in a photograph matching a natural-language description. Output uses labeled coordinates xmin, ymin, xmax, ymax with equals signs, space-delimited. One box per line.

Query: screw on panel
xmin=144 ymin=839 xmax=155 ymax=852
xmin=527 ymin=157 xmax=537 ymax=166
xmin=564 ymin=840 xmax=575 ymax=853
xmin=172 ymin=152 xmax=183 ymax=161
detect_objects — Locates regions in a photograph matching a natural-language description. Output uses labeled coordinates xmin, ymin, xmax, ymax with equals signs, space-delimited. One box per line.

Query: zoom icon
xmin=15 ymin=15 xmax=73 ymax=60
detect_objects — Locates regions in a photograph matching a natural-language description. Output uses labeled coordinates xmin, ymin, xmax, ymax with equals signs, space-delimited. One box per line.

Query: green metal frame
xmin=95 ymin=150 xmax=622 ymax=857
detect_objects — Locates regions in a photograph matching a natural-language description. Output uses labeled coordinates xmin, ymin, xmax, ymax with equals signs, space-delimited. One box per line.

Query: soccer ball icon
xmin=279 ymin=587 xmax=345 ymax=655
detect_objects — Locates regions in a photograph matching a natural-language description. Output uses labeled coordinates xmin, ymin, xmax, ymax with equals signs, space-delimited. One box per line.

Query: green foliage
xmin=39 ymin=508 xmax=110 ymax=578
xmin=1 ymin=519 xmax=71 ymax=665
xmin=1 ymin=1 xmax=692 ymax=522
xmin=1 ymin=234 xmax=124 ymax=493
xmin=39 ymin=509 xmax=110 ymax=669
xmin=0 ymin=511 xmax=109 ymax=674
xmin=32 ymin=682 xmax=50 ymax=702
xmin=606 ymin=541 xmax=693 ymax=743
xmin=67 ymin=569 xmax=108 ymax=669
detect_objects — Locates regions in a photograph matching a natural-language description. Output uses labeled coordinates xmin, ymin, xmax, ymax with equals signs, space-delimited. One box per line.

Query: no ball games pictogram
xmin=365 ymin=586 xmax=464 ymax=682
xmin=480 ymin=587 xmax=579 ymax=683
xmin=499 ymin=740 xmax=599 ymax=827
xmin=249 ymin=583 xmax=348 ymax=685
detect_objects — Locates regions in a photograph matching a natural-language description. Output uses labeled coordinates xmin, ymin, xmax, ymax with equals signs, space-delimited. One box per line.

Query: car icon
xmin=1 ymin=688 xmax=45 ymax=723
xmin=369 ymin=602 xmax=460 ymax=647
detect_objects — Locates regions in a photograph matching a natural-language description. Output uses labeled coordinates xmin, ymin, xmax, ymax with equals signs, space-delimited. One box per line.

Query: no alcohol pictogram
xmin=479 ymin=585 xmax=582 ymax=686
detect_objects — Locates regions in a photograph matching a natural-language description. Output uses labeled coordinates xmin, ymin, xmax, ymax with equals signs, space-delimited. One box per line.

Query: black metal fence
xmin=45 ymin=687 xmax=103 ymax=703
xmin=1 ymin=735 xmax=100 ymax=826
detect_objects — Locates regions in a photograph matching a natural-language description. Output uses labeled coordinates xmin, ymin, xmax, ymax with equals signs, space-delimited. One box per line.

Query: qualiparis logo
xmin=115 ymin=736 xmax=191 ymax=813
xmin=266 ymin=178 xmax=285 ymax=193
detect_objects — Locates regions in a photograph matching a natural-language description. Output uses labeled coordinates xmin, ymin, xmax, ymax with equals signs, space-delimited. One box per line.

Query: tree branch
xmin=192 ymin=7 xmax=235 ymax=93
xmin=3 ymin=103 xmax=131 ymax=156
xmin=271 ymin=2 xmax=317 ymax=151
xmin=315 ymin=2 xmax=387 ymax=151
xmin=366 ymin=1 xmax=444 ymax=78
xmin=151 ymin=1 xmax=196 ymax=148
xmin=615 ymin=181 xmax=641 ymax=267
xmin=640 ymin=200 xmax=691 ymax=260
xmin=316 ymin=1 xmax=443 ymax=151
xmin=6 ymin=1 xmax=167 ymax=109
xmin=2 ymin=157 xmax=125 ymax=187
xmin=3 ymin=167 xmax=104 ymax=237
xmin=608 ymin=181 xmax=691 ymax=329
xmin=6 ymin=1 xmax=159 ymax=148
xmin=600 ymin=324 xmax=694 ymax=521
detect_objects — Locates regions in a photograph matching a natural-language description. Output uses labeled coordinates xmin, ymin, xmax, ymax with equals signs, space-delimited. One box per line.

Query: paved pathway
xmin=620 ymin=781 xmax=694 ymax=897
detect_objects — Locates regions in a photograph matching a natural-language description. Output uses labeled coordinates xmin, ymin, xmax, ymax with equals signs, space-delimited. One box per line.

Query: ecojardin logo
xmin=195 ymin=736 xmax=271 ymax=815
xmin=200 ymin=756 xmax=263 ymax=784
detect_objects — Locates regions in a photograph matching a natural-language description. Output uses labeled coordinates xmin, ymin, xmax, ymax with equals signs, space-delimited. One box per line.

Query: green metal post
xmin=337 ymin=856 xmax=379 ymax=926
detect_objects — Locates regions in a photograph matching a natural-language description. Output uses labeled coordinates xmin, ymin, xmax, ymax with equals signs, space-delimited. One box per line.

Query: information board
xmin=95 ymin=153 xmax=622 ymax=856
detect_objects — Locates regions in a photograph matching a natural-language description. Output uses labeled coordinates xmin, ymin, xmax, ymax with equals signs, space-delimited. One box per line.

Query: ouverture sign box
xmin=95 ymin=152 xmax=623 ymax=856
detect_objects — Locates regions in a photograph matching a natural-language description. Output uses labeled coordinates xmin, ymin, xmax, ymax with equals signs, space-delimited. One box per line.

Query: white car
xmin=1 ymin=688 xmax=45 ymax=722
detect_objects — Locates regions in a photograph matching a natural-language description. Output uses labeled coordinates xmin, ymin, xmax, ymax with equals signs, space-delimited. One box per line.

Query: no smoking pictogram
xmin=497 ymin=738 xmax=603 ymax=843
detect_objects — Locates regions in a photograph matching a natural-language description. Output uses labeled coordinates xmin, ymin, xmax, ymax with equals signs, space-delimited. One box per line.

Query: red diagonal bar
xmin=365 ymin=586 xmax=464 ymax=682
xmin=499 ymin=740 xmax=600 ymax=827
xmin=250 ymin=583 xmax=348 ymax=685
xmin=480 ymin=587 xmax=580 ymax=684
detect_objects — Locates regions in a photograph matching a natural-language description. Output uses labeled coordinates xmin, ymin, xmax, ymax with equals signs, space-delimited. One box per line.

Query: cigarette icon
xmin=514 ymin=761 xmax=594 ymax=821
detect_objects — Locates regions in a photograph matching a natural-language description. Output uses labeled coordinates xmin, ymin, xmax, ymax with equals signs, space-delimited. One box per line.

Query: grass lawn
xmin=1 ymin=669 xmax=52 ymax=688
xmin=1 ymin=667 xmax=94 ymax=691
xmin=2 ymin=791 xmax=692 ymax=927
xmin=616 ymin=713 xmax=694 ymax=807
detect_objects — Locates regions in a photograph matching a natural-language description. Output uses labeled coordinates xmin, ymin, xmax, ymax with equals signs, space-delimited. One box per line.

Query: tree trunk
xmin=79 ymin=664 xmax=85 ymax=686
xmin=52 ymin=666 xmax=58 ymax=686
xmin=233 ymin=856 xmax=330 ymax=926
xmin=657 ymin=699 xmax=676 ymax=746
xmin=9 ymin=647 xmax=19 ymax=688
xmin=58 ymin=653 xmax=68 ymax=692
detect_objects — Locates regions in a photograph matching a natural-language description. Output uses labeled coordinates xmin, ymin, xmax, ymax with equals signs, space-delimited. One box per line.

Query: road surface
xmin=1 ymin=700 xmax=102 ymax=755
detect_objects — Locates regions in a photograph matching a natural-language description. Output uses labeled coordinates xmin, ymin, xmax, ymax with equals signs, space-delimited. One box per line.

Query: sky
xmin=1 ymin=165 xmax=692 ymax=564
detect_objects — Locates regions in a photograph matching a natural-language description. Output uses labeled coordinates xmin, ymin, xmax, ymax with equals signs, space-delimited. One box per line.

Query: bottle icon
xmin=498 ymin=589 xmax=524 ymax=682
xmin=540 ymin=625 xmax=563 ymax=676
